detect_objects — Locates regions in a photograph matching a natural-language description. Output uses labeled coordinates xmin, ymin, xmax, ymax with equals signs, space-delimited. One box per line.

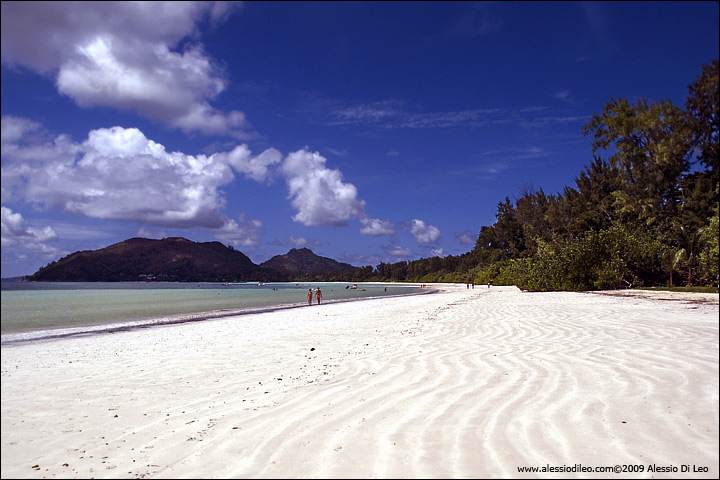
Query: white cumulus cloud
xmin=383 ymin=245 xmax=415 ymax=258
xmin=215 ymin=145 xmax=282 ymax=183
xmin=211 ymin=214 xmax=264 ymax=247
xmin=430 ymin=247 xmax=447 ymax=257
xmin=359 ymin=217 xmax=395 ymax=236
xmin=1 ymin=206 xmax=58 ymax=246
xmin=408 ymin=218 xmax=442 ymax=244
xmin=2 ymin=115 xmax=433 ymax=256
xmin=1 ymin=116 xmax=276 ymax=231
xmin=280 ymin=148 xmax=367 ymax=227
xmin=1 ymin=1 xmax=246 ymax=136
xmin=455 ymin=229 xmax=477 ymax=245
xmin=1 ymin=206 xmax=61 ymax=266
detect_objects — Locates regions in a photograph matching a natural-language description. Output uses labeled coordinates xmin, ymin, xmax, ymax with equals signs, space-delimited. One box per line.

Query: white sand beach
xmin=2 ymin=284 xmax=718 ymax=479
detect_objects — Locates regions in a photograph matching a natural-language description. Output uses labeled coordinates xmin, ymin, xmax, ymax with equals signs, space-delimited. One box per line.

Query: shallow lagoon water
xmin=1 ymin=282 xmax=423 ymax=343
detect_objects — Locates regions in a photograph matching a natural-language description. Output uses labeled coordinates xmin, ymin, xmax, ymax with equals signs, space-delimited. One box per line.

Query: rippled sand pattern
xmin=2 ymin=286 xmax=718 ymax=478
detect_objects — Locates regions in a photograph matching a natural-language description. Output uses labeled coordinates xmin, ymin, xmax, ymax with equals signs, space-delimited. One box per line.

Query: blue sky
xmin=2 ymin=1 xmax=718 ymax=278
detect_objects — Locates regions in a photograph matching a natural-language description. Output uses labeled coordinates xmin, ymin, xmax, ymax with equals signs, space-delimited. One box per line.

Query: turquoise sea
xmin=1 ymin=281 xmax=424 ymax=344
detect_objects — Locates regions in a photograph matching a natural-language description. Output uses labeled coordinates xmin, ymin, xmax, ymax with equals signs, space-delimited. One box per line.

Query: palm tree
xmin=673 ymin=225 xmax=705 ymax=286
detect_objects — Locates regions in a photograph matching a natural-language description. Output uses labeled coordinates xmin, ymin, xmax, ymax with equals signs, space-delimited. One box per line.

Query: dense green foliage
xmin=28 ymin=237 xmax=279 ymax=282
xmin=639 ymin=286 xmax=719 ymax=294
xmin=330 ymin=60 xmax=719 ymax=291
xmin=260 ymin=248 xmax=356 ymax=275
xmin=28 ymin=239 xmax=356 ymax=283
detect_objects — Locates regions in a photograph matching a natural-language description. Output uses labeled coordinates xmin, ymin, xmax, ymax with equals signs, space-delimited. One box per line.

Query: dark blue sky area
xmin=2 ymin=1 xmax=718 ymax=277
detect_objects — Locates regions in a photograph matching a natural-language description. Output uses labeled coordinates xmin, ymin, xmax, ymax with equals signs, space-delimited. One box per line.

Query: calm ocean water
xmin=1 ymin=281 xmax=423 ymax=344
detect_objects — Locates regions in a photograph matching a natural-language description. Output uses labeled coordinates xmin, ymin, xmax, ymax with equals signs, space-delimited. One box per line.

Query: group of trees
xmin=474 ymin=60 xmax=718 ymax=291
xmin=326 ymin=60 xmax=718 ymax=291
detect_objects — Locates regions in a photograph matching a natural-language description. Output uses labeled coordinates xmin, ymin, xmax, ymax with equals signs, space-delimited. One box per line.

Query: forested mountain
xmin=27 ymin=239 xmax=357 ymax=283
xmin=260 ymin=248 xmax=355 ymax=274
xmin=27 ymin=237 xmax=275 ymax=282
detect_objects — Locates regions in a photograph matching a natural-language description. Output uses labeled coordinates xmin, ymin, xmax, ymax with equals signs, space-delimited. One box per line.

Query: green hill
xmin=260 ymin=247 xmax=356 ymax=274
xmin=27 ymin=237 xmax=271 ymax=282
xmin=26 ymin=238 xmax=359 ymax=282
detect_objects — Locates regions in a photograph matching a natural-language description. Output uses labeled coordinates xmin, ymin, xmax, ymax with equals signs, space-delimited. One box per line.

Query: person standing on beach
xmin=308 ymin=288 xmax=313 ymax=305
xmin=316 ymin=287 xmax=322 ymax=304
